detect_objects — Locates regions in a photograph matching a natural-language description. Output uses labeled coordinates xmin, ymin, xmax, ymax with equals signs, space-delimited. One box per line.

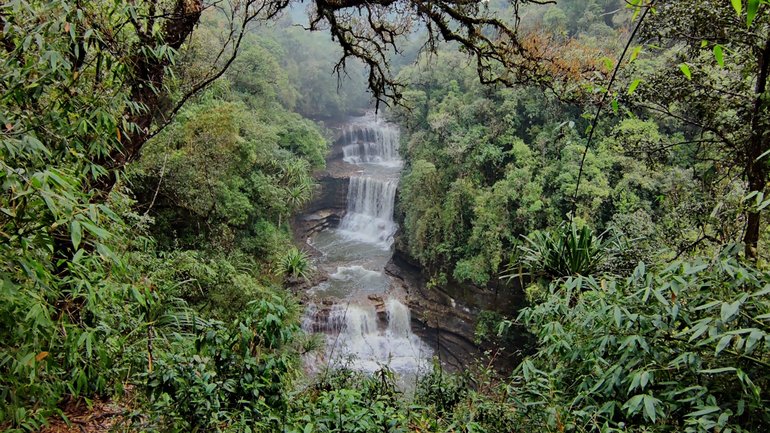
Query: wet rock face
xmin=293 ymin=135 xmax=367 ymax=239
xmin=385 ymin=251 xmax=477 ymax=371
xmin=387 ymin=247 xmax=532 ymax=373
xmin=293 ymin=175 xmax=349 ymax=238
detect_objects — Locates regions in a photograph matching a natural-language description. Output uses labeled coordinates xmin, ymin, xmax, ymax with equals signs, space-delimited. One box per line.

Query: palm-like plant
xmin=505 ymin=222 xmax=619 ymax=280
xmin=275 ymin=247 xmax=312 ymax=282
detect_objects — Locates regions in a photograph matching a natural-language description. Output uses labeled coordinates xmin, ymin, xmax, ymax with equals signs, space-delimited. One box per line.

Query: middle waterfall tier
xmin=338 ymin=176 xmax=398 ymax=249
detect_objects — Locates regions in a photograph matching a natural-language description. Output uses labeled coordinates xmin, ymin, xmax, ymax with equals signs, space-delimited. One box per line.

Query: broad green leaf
xmin=713 ymin=44 xmax=725 ymax=67
xmin=629 ymin=46 xmax=642 ymax=62
xmin=81 ymin=220 xmax=110 ymax=240
xmin=628 ymin=79 xmax=641 ymax=94
xmin=715 ymin=335 xmax=733 ymax=355
xmin=747 ymin=0 xmax=760 ymax=27
xmin=688 ymin=406 xmax=721 ymax=417
xmin=643 ymin=395 xmax=658 ymax=422
xmin=717 ymin=411 xmax=731 ymax=427
xmin=731 ymin=0 xmax=743 ymax=15
xmin=721 ymin=300 xmax=741 ymax=323
xmin=679 ymin=63 xmax=692 ymax=80
xmin=745 ymin=329 xmax=764 ymax=353
xmin=753 ymin=285 xmax=770 ymax=297
xmin=623 ymin=394 xmax=644 ymax=415
xmin=640 ymin=371 xmax=651 ymax=389
xmin=614 ymin=306 xmax=623 ymax=328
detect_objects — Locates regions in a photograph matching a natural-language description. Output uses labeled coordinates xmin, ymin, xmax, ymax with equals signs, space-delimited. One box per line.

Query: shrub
xmin=509 ymin=222 xmax=620 ymax=280
xmin=142 ymin=296 xmax=300 ymax=432
xmin=504 ymin=247 xmax=770 ymax=432
xmin=275 ymin=247 xmax=312 ymax=282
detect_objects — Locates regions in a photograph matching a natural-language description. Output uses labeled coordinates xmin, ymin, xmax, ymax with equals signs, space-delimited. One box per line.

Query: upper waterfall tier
xmin=340 ymin=114 xmax=401 ymax=166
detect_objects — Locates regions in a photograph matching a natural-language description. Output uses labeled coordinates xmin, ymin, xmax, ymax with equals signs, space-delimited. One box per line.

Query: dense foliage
xmin=394 ymin=50 xmax=719 ymax=287
xmin=0 ymin=1 xmax=329 ymax=429
xmin=2 ymin=0 xmax=770 ymax=432
xmin=507 ymin=251 xmax=770 ymax=432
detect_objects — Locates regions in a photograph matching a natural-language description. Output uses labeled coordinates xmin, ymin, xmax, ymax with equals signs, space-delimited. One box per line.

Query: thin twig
xmin=571 ymin=0 xmax=656 ymax=220
xmin=144 ymin=153 xmax=168 ymax=215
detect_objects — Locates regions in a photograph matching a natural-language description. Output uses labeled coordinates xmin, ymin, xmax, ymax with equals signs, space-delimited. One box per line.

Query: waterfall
xmin=340 ymin=114 xmax=401 ymax=166
xmin=303 ymin=300 xmax=430 ymax=374
xmin=385 ymin=299 xmax=411 ymax=337
xmin=302 ymin=112 xmax=431 ymax=378
xmin=338 ymin=176 xmax=398 ymax=248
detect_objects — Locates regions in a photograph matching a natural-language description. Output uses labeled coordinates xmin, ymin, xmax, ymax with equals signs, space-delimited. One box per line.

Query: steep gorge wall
xmin=293 ymin=174 xmax=349 ymax=237
xmin=292 ymin=131 xmax=353 ymax=238
xmin=294 ymin=121 xmax=530 ymax=373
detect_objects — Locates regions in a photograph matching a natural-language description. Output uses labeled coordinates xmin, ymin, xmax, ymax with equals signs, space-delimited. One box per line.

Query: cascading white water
xmin=340 ymin=116 xmax=401 ymax=166
xmin=303 ymin=112 xmax=431 ymax=378
xmin=338 ymin=176 xmax=398 ymax=248
xmin=303 ymin=300 xmax=430 ymax=374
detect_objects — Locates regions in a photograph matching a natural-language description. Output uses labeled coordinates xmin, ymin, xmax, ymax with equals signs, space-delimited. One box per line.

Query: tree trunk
xmin=91 ymin=0 xmax=203 ymax=195
xmin=743 ymin=36 xmax=770 ymax=260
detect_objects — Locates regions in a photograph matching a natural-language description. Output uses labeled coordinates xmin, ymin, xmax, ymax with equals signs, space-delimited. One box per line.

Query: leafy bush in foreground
xmin=505 ymin=247 xmax=770 ymax=432
xmin=141 ymin=296 xmax=301 ymax=432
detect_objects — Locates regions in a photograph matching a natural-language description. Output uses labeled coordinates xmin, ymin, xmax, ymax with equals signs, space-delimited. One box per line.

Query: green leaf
xmin=613 ymin=306 xmax=623 ymax=328
xmin=688 ymin=406 xmax=721 ymax=417
xmin=611 ymin=98 xmax=619 ymax=114
xmin=753 ymin=285 xmax=770 ymax=297
xmin=70 ymin=220 xmax=82 ymax=250
xmin=628 ymin=79 xmax=641 ymax=94
xmin=713 ymin=44 xmax=725 ymax=67
xmin=745 ymin=329 xmax=764 ymax=354
xmin=81 ymin=221 xmax=110 ymax=240
xmin=643 ymin=395 xmax=658 ymax=422
xmin=629 ymin=46 xmax=642 ymax=62
xmin=679 ymin=63 xmax=692 ymax=80
xmin=695 ymin=300 xmax=721 ymax=311
xmin=731 ymin=0 xmax=743 ymax=15
xmin=640 ymin=371 xmax=651 ymax=389
xmin=623 ymin=394 xmax=644 ymax=415
xmin=715 ymin=335 xmax=733 ymax=355
xmin=721 ymin=300 xmax=741 ymax=323
xmin=699 ymin=367 xmax=736 ymax=374
xmin=747 ymin=0 xmax=760 ymax=27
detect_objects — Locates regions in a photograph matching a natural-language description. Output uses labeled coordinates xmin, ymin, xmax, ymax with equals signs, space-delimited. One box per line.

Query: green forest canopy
xmin=1 ymin=0 xmax=770 ymax=432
